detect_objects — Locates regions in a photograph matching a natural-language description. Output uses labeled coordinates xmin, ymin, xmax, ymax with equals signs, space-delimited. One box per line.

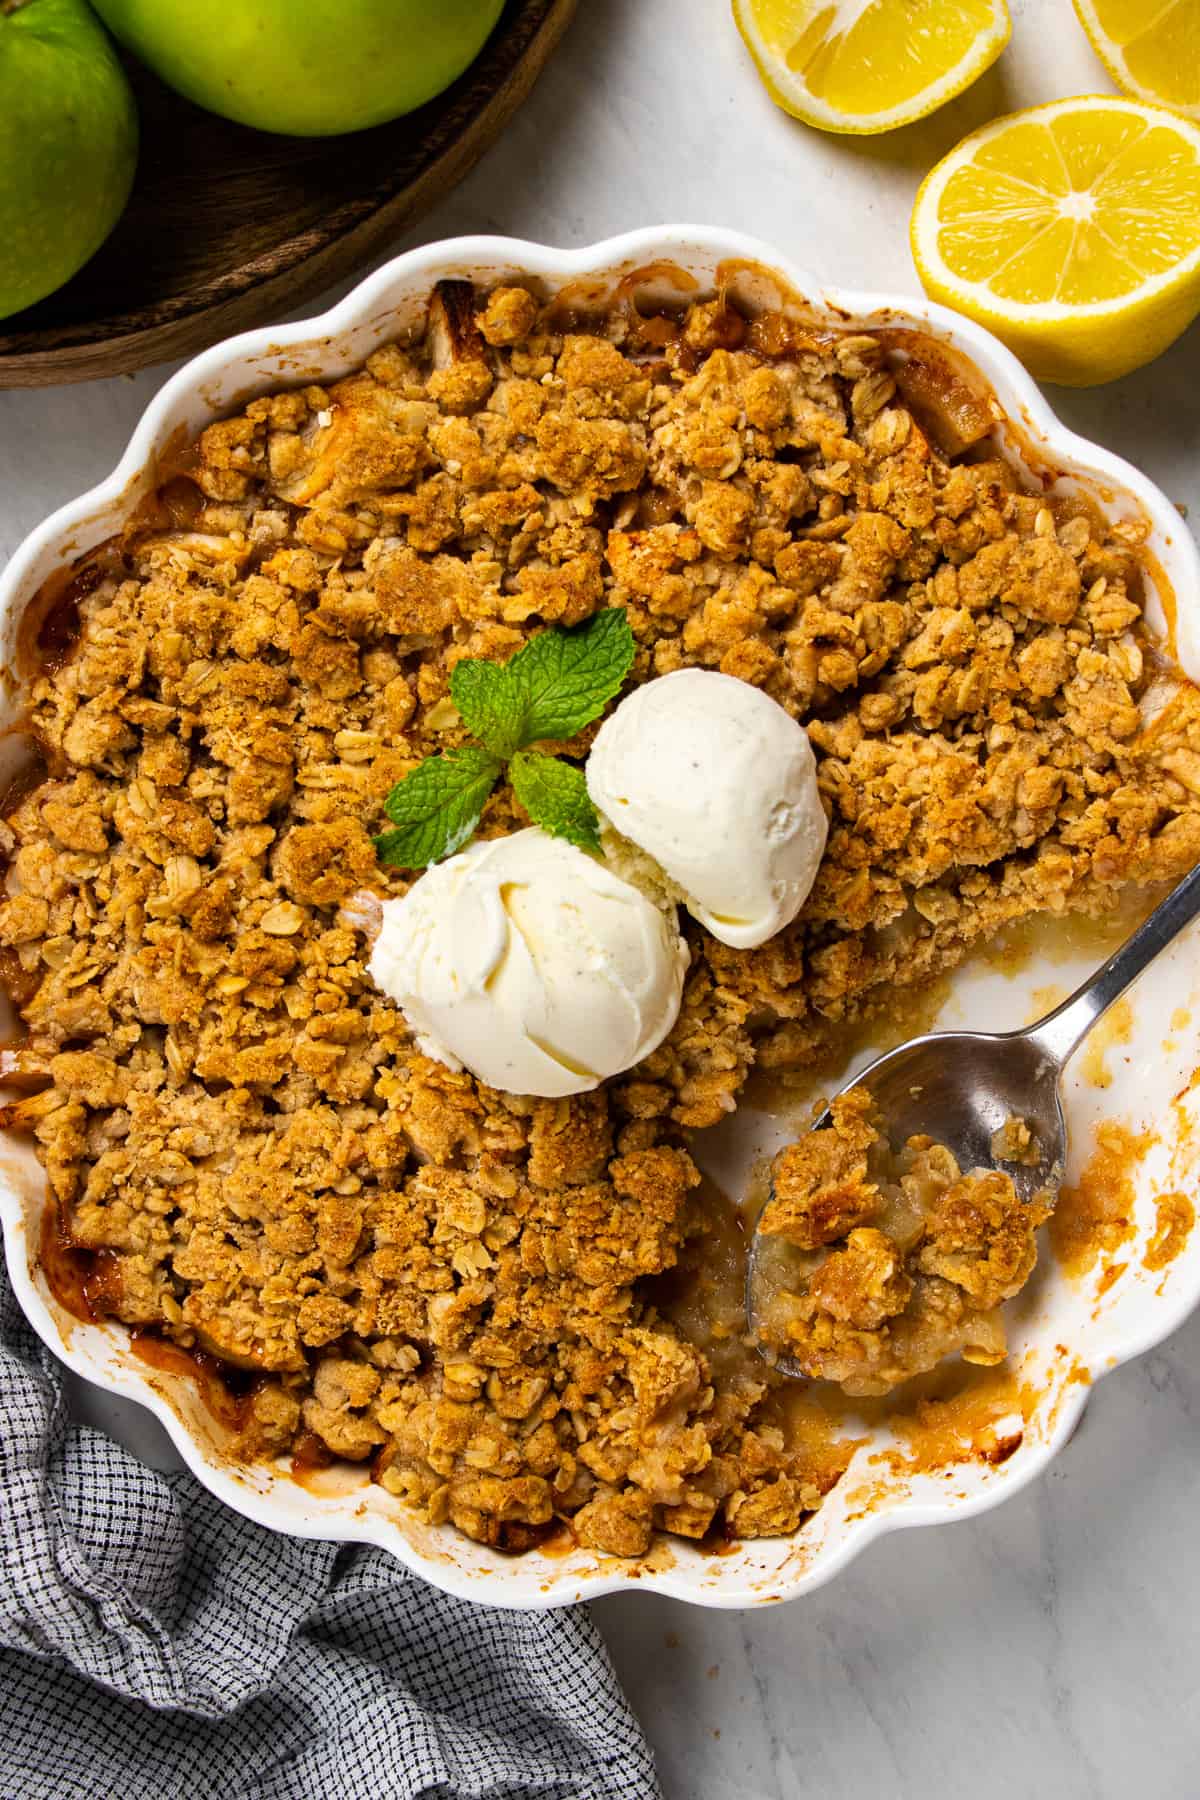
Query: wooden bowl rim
xmin=0 ymin=0 xmax=568 ymax=362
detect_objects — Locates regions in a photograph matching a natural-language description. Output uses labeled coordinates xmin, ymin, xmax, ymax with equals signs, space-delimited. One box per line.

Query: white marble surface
xmin=4 ymin=2 xmax=1200 ymax=1795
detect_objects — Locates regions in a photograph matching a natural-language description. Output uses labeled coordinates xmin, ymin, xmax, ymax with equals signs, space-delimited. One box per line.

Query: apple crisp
xmin=755 ymin=1088 xmax=1053 ymax=1394
xmin=4 ymin=277 xmax=1200 ymax=1557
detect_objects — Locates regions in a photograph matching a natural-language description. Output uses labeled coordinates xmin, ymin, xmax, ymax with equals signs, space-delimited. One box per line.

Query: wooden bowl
xmin=0 ymin=0 xmax=574 ymax=388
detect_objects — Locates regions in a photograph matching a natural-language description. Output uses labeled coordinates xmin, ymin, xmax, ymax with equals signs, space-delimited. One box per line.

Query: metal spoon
xmin=747 ymin=860 xmax=1200 ymax=1376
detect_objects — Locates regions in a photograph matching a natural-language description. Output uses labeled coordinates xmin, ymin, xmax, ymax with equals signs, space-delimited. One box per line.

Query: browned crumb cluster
xmin=757 ymin=1088 xmax=1053 ymax=1394
xmin=2 ymin=277 xmax=1200 ymax=1555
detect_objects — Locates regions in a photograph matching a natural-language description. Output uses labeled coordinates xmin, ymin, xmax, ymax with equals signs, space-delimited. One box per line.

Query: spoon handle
xmin=1026 ymin=859 xmax=1200 ymax=1069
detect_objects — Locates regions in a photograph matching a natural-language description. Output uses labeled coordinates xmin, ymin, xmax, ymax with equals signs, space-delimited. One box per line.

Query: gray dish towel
xmin=0 ymin=1268 xmax=662 ymax=1800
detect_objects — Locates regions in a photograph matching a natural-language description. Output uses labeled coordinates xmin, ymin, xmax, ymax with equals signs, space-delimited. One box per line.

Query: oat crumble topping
xmin=757 ymin=1088 xmax=1053 ymax=1394
xmin=3 ymin=279 xmax=1200 ymax=1556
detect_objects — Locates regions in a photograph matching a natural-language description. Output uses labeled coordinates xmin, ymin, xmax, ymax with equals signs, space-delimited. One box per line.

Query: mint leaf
xmin=510 ymin=750 xmax=601 ymax=853
xmin=373 ymin=613 xmax=633 ymax=867
xmin=449 ymin=658 xmax=526 ymax=759
xmin=376 ymin=747 xmax=502 ymax=869
xmin=505 ymin=608 xmax=635 ymax=745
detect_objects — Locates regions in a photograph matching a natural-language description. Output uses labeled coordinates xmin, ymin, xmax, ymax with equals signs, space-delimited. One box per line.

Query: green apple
xmin=91 ymin=0 xmax=506 ymax=137
xmin=0 ymin=0 xmax=138 ymax=321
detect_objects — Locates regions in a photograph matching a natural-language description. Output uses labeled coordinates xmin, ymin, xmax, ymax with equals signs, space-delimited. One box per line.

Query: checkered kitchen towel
xmin=0 ymin=1268 xmax=661 ymax=1800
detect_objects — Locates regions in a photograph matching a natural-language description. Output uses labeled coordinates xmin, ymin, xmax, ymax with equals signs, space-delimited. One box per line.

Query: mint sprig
xmin=510 ymin=751 xmax=601 ymax=854
xmin=376 ymin=609 xmax=635 ymax=869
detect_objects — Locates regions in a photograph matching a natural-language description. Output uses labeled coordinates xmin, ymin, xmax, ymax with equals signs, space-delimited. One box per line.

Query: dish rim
xmin=2 ymin=225 xmax=1200 ymax=1611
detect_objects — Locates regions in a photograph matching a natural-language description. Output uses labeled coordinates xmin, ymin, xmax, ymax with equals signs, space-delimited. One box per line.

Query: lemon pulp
xmin=1072 ymin=0 xmax=1200 ymax=123
xmin=936 ymin=107 xmax=1200 ymax=306
xmin=734 ymin=0 xmax=1010 ymax=134
xmin=912 ymin=98 xmax=1200 ymax=383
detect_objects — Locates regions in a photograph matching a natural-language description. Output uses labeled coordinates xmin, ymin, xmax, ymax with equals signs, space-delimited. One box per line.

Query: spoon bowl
xmin=802 ymin=1028 xmax=1066 ymax=1205
xmin=748 ymin=858 xmax=1200 ymax=1375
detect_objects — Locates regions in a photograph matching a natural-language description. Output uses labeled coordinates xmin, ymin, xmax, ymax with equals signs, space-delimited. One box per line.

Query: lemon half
xmin=1072 ymin=0 xmax=1200 ymax=124
xmin=911 ymin=95 xmax=1200 ymax=385
xmin=732 ymin=0 xmax=1011 ymax=135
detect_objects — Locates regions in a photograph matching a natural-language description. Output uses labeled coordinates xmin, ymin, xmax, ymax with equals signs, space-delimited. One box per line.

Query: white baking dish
xmin=2 ymin=228 xmax=1199 ymax=1611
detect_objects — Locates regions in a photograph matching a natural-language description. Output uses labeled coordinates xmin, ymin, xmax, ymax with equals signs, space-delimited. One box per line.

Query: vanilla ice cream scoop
xmin=586 ymin=669 xmax=828 ymax=950
xmin=368 ymin=828 xmax=689 ymax=1098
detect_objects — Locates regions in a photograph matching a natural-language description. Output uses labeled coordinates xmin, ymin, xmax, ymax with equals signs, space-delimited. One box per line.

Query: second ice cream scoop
xmin=586 ymin=668 xmax=828 ymax=949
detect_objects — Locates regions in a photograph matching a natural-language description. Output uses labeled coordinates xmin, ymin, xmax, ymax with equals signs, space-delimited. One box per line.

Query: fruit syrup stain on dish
xmin=3 ymin=232 xmax=1200 ymax=1616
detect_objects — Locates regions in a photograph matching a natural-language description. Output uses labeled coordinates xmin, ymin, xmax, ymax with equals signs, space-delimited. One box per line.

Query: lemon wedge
xmin=732 ymin=0 xmax=1011 ymax=135
xmin=1072 ymin=0 xmax=1200 ymax=124
xmin=911 ymin=96 xmax=1200 ymax=385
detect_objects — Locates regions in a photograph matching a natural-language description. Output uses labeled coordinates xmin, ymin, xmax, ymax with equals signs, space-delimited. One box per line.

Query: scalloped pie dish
xmin=1 ymin=229 xmax=1199 ymax=1610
